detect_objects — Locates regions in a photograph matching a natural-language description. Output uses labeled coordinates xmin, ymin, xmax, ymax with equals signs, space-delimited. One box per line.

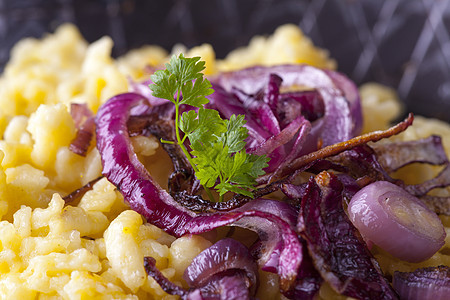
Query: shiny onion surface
xmin=348 ymin=181 xmax=446 ymax=263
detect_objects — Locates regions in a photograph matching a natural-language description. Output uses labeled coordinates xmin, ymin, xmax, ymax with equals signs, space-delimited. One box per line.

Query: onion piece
xmin=283 ymin=237 xmax=323 ymax=300
xmin=348 ymin=181 xmax=446 ymax=262
xmin=393 ymin=265 xmax=450 ymax=300
xmin=145 ymin=256 xmax=254 ymax=300
xmin=214 ymin=64 xmax=362 ymax=146
xmin=69 ymin=103 xmax=96 ymax=156
xmin=299 ymin=172 xmax=398 ymax=299
xmin=145 ymin=239 xmax=259 ymax=299
xmin=248 ymin=115 xmax=309 ymax=172
xmin=144 ymin=257 xmax=188 ymax=297
xmin=95 ymin=93 xmax=303 ymax=292
xmin=257 ymin=113 xmax=414 ymax=184
xmin=371 ymin=135 xmax=448 ymax=173
xmin=279 ymin=90 xmax=325 ymax=124
xmin=184 ymin=238 xmax=259 ymax=295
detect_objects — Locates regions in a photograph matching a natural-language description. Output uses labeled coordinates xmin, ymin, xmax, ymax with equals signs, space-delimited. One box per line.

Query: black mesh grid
xmin=1 ymin=0 xmax=449 ymax=121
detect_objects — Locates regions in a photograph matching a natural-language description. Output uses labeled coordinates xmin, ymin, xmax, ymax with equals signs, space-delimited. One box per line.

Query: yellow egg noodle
xmin=0 ymin=24 xmax=448 ymax=299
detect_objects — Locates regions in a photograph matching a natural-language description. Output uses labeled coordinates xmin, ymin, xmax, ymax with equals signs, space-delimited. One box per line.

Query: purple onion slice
xmin=279 ymin=90 xmax=325 ymax=124
xmin=145 ymin=256 xmax=254 ymax=300
xmin=206 ymin=84 xmax=270 ymax=148
xmin=213 ymin=65 xmax=362 ymax=146
xmin=145 ymin=239 xmax=259 ymax=299
xmin=95 ymin=93 xmax=303 ymax=292
xmin=144 ymin=257 xmax=188 ymax=297
xmin=372 ymin=135 xmax=448 ymax=173
xmin=283 ymin=238 xmax=323 ymax=300
xmin=393 ymin=265 xmax=450 ymax=300
xmin=405 ymin=164 xmax=450 ymax=196
xmin=183 ymin=238 xmax=259 ymax=295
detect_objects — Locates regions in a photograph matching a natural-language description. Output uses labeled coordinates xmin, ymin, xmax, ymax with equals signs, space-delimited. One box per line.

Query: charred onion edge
xmin=144 ymin=257 xmax=187 ymax=297
xmin=259 ymin=113 xmax=414 ymax=184
xmin=62 ymin=176 xmax=103 ymax=203
xmin=127 ymin=114 xmax=196 ymax=194
xmin=393 ymin=265 xmax=450 ymax=300
xmin=69 ymin=103 xmax=96 ymax=157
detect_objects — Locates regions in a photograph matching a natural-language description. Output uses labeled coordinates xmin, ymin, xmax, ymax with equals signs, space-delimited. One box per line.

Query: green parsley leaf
xmin=149 ymin=53 xmax=269 ymax=201
xmin=180 ymin=76 xmax=213 ymax=107
xmin=149 ymin=54 xmax=213 ymax=106
xmin=220 ymin=114 xmax=248 ymax=153
xmin=179 ymin=110 xmax=199 ymax=136
xmin=148 ymin=70 xmax=177 ymax=103
xmin=190 ymin=114 xmax=270 ymax=199
xmin=181 ymin=108 xmax=226 ymax=151
xmin=166 ymin=54 xmax=205 ymax=84
xmin=191 ymin=141 xmax=224 ymax=188
xmin=215 ymin=182 xmax=254 ymax=198
xmin=246 ymin=154 xmax=270 ymax=178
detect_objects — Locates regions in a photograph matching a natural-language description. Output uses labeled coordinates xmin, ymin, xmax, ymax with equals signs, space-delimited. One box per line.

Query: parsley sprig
xmin=149 ymin=54 xmax=268 ymax=201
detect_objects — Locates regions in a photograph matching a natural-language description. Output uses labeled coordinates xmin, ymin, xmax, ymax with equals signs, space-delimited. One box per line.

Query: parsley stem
xmin=160 ymin=138 xmax=175 ymax=145
xmin=203 ymin=184 xmax=215 ymax=202
xmin=173 ymin=91 xmax=215 ymax=202
xmin=149 ymin=54 xmax=268 ymax=202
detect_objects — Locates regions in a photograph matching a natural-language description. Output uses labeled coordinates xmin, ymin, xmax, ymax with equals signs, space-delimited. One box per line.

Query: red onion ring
xmin=95 ymin=92 xmax=303 ymax=292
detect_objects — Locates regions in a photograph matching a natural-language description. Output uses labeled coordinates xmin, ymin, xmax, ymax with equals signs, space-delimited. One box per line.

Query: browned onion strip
xmin=405 ymin=164 xmax=450 ymax=196
xmin=144 ymin=257 xmax=187 ymax=297
xmin=372 ymin=135 xmax=448 ymax=173
xmin=69 ymin=103 xmax=96 ymax=157
xmin=127 ymin=114 xmax=195 ymax=193
xmin=393 ymin=265 xmax=450 ymax=299
xmin=62 ymin=176 xmax=103 ymax=203
xmin=419 ymin=195 xmax=450 ymax=215
xmin=260 ymin=113 xmax=414 ymax=184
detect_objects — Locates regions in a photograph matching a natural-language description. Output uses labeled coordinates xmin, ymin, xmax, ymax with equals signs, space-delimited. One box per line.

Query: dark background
xmin=1 ymin=0 xmax=449 ymax=122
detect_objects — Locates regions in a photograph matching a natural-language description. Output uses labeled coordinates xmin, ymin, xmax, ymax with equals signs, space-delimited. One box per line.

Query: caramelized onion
xmin=299 ymin=172 xmax=398 ymax=299
xmin=95 ymin=93 xmax=303 ymax=293
xmin=69 ymin=103 xmax=96 ymax=156
xmin=348 ymin=181 xmax=446 ymax=262
xmin=184 ymin=238 xmax=259 ymax=295
xmin=393 ymin=265 xmax=450 ymax=300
